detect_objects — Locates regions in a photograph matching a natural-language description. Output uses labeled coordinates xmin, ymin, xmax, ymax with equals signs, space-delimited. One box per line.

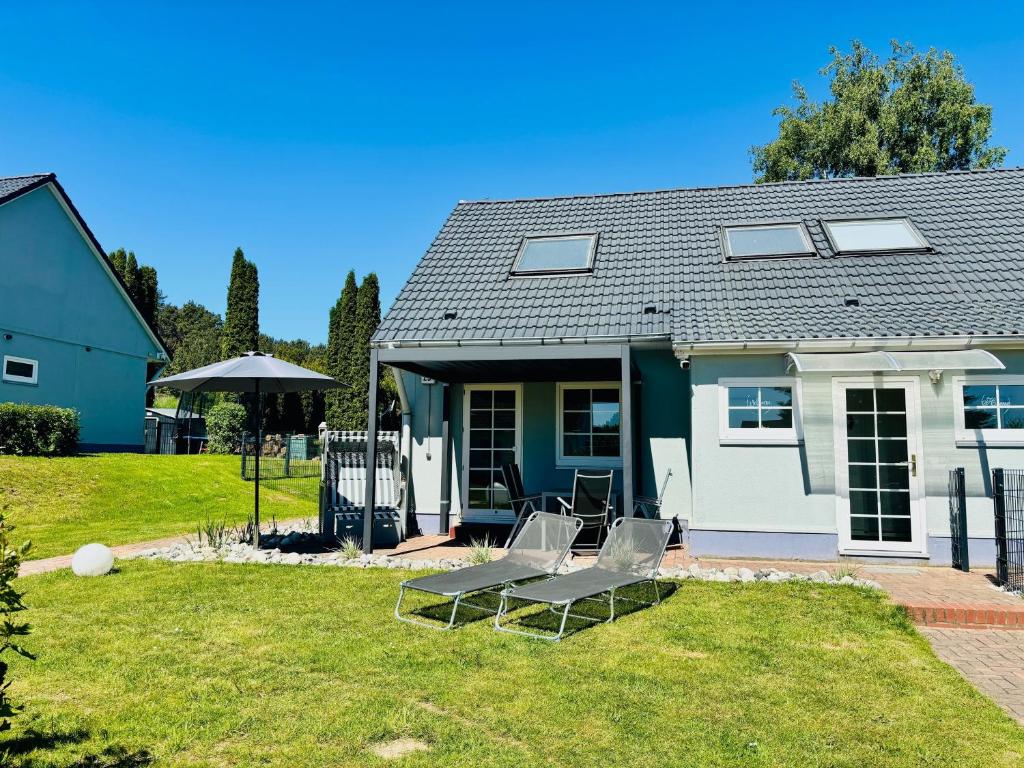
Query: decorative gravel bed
xmin=123 ymin=524 xmax=882 ymax=588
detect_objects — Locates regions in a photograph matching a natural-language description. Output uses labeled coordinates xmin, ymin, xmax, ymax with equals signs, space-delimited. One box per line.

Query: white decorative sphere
xmin=71 ymin=543 xmax=115 ymax=577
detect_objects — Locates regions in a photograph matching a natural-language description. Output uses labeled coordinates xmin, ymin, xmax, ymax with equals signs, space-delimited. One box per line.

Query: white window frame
xmin=2 ymin=355 xmax=38 ymax=385
xmin=511 ymin=233 xmax=597 ymax=276
xmin=822 ymin=217 xmax=930 ymax=254
xmin=953 ymin=375 xmax=1024 ymax=447
xmin=721 ymin=222 xmax=815 ymax=261
xmin=555 ymin=381 xmax=623 ymax=468
xmin=718 ymin=377 xmax=803 ymax=445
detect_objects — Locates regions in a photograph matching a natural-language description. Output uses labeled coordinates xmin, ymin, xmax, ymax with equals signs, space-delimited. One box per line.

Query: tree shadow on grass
xmin=4 ymin=727 xmax=153 ymax=768
xmin=502 ymin=581 xmax=680 ymax=640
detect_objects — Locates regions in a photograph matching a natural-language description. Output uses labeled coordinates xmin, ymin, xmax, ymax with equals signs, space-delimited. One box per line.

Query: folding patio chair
xmin=395 ymin=511 xmax=583 ymax=631
xmin=501 ymin=462 xmax=543 ymax=548
xmin=555 ymin=470 xmax=613 ymax=551
xmin=494 ymin=517 xmax=674 ymax=641
xmin=632 ymin=468 xmax=673 ymax=519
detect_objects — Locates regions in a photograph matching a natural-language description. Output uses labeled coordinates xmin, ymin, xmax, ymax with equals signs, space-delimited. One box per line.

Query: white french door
xmin=833 ymin=378 xmax=927 ymax=555
xmin=461 ymin=384 xmax=522 ymax=524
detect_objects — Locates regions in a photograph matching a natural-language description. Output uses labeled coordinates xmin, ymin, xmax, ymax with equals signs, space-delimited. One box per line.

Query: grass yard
xmin=0 ymin=454 xmax=316 ymax=560
xmin=7 ymin=561 xmax=1023 ymax=767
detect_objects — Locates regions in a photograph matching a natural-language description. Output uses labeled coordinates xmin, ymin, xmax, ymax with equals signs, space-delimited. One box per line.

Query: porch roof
xmin=377 ymin=342 xmax=635 ymax=383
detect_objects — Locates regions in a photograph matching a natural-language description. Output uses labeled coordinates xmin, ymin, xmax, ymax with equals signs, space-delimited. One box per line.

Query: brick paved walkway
xmin=921 ymin=628 xmax=1024 ymax=723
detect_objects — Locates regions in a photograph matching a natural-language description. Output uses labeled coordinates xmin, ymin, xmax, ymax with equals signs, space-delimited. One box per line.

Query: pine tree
xmin=222 ymin=248 xmax=260 ymax=359
xmin=325 ymin=271 xmax=358 ymax=428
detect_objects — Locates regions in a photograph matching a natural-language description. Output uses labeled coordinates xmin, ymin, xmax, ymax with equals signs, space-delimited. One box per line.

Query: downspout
xmin=389 ymin=366 xmax=414 ymax=537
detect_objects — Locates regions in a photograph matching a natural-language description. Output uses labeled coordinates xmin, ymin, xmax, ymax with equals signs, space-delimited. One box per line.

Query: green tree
xmin=0 ymin=514 xmax=32 ymax=733
xmin=221 ymin=248 xmax=259 ymax=359
xmin=752 ymin=41 xmax=1007 ymax=183
xmin=345 ymin=273 xmax=398 ymax=431
xmin=108 ymin=248 xmax=159 ymax=327
xmin=325 ymin=271 xmax=358 ymax=428
xmin=160 ymin=301 xmax=223 ymax=374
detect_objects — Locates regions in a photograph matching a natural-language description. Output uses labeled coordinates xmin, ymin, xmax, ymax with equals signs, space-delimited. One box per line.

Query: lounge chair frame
xmin=395 ymin=512 xmax=582 ymax=631
xmin=494 ymin=517 xmax=673 ymax=642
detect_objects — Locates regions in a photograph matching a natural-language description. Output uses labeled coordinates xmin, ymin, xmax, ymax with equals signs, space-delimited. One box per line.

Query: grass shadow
xmin=407 ymin=589 xmax=507 ymax=628
xmin=4 ymin=726 xmax=153 ymax=768
xmin=3 ymin=726 xmax=90 ymax=756
xmin=505 ymin=581 xmax=679 ymax=640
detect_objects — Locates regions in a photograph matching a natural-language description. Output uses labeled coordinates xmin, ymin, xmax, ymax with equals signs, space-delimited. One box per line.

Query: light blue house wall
xmin=0 ymin=184 xmax=165 ymax=449
xmin=688 ymin=349 xmax=1024 ymax=565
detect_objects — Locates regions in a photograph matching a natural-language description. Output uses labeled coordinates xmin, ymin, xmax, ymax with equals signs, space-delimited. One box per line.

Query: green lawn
xmin=0 ymin=454 xmax=316 ymax=560
xmin=7 ymin=561 xmax=1022 ymax=767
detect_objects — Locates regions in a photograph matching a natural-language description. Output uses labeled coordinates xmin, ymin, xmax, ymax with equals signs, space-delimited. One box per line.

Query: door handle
xmin=910 ymin=454 xmax=917 ymax=477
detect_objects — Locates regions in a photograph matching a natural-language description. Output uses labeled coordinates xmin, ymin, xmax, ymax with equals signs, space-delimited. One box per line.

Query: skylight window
xmin=823 ymin=218 xmax=928 ymax=253
xmin=512 ymin=234 xmax=596 ymax=275
xmin=722 ymin=224 xmax=814 ymax=260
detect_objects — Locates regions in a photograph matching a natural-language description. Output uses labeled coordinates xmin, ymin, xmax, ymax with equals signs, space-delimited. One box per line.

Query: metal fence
xmin=948 ymin=467 xmax=969 ymax=572
xmin=993 ymin=468 xmax=1024 ymax=591
xmin=240 ymin=433 xmax=322 ymax=516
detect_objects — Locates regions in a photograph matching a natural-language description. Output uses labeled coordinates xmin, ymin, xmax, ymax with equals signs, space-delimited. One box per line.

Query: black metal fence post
xmin=948 ymin=467 xmax=969 ymax=572
xmin=993 ymin=468 xmax=1008 ymax=587
xmin=240 ymin=432 xmax=247 ymax=479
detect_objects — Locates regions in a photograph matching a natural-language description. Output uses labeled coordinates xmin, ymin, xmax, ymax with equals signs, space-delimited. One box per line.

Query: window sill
xmin=1 ymin=379 xmax=38 ymax=387
xmin=955 ymin=437 xmax=1024 ymax=448
xmin=719 ymin=435 xmax=802 ymax=447
xmin=556 ymin=457 xmax=623 ymax=470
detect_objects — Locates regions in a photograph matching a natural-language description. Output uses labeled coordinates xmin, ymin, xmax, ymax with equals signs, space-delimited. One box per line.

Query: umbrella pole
xmin=254 ymin=382 xmax=262 ymax=550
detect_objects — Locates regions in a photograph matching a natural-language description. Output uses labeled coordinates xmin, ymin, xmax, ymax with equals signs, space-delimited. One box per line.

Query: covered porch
xmin=357 ymin=342 xmax=665 ymax=552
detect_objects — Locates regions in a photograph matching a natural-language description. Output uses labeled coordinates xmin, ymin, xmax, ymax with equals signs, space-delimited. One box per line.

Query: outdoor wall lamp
xmin=2 ymin=333 xmax=11 ymax=341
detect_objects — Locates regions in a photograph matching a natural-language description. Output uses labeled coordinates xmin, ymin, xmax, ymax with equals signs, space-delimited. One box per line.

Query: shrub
xmin=206 ymin=402 xmax=247 ymax=454
xmin=0 ymin=403 xmax=79 ymax=456
xmin=0 ymin=513 xmax=33 ymax=734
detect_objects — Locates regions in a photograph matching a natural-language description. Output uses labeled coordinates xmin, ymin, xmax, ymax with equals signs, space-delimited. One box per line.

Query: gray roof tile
xmin=375 ymin=168 xmax=1024 ymax=345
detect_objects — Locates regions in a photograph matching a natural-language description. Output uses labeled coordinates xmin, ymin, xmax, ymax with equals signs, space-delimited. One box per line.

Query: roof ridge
xmin=457 ymin=166 xmax=1024 ymax=206
xmin=0 ymin=172 xmax=54 ymax=181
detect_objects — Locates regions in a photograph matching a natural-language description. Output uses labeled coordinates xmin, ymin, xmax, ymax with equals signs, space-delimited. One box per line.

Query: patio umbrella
xmin=150 ymin=351 xmax=346 ymax=547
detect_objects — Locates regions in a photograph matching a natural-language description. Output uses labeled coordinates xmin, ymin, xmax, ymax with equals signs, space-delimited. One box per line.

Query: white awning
xmin=786 ymin=349 xmax=1005 ymax=373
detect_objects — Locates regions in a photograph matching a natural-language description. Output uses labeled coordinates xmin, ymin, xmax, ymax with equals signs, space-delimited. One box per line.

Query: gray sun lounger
xmin=494 ymin=517 xmax=673 ymax=641
xmin=395 ymin=512 xmax=583 ymax=630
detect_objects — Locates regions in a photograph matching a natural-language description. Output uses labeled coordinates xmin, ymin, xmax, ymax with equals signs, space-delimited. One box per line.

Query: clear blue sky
xmin=3 ymin=2 xmax=1022 ymax=344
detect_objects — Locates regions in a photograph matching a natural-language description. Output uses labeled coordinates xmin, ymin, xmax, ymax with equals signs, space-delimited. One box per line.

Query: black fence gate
xmin=948 ymin=467 xmax=969 ymax=572
xmin=993 ymin=468 xmax=1024 ymax=591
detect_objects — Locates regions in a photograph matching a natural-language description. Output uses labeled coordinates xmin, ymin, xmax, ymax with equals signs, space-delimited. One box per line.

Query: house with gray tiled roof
xmin=0 ymin=173 xmax=168 ymax=449
xmin=359 ymin=167 xmax=1024 ymax=565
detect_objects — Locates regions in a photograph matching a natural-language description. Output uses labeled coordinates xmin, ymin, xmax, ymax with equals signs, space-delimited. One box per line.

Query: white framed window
xmin=722 ymin=223 xmax=815 ymax=260
xmin=718 ymin=377 xmax=802 ymax=445
xmin=953 ymin=375 xmax=1024 ymax=446
xmin=512 ymin=234 xmax=597 ymax=276
xmin=556 ymin=382 xmax=622 ymax=467
xmin=2 ymin=355 xmax=38 ymax=385
xmin=822 ymin=217 xmax=929 ymax=254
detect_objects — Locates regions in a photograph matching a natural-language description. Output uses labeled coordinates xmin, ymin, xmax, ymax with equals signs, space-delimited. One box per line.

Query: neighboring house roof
xmin=375 ymin=167 xmax=1024 ymax=346
xmin=0 ymin=173 xmax=169 ymax=358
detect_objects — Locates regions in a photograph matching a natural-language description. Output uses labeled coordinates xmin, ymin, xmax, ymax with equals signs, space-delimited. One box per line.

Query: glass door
xmin=462 ymin=385 xmax=521 ymax=523
xmin=835 ymin=380 xmax=925 ymax=554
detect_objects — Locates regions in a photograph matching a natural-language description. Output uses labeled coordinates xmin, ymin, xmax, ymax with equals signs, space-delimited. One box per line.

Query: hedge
xmin=0 ymin=403 xmax=80 ymax=456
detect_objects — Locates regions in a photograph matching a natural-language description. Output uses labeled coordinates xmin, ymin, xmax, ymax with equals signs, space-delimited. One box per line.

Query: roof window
xmin=823 ymin=218 xmax=928 ymax=254
xmin=722 ymin=224 xmax=814 ymax=260
xmin=512 ymin=234 xmax=596 ymax=275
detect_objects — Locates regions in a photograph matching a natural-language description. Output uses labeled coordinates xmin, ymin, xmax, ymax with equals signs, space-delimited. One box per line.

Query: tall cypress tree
xmin=222 ymin=247 xmax=259 ymax=359
xmin=346 ymin=273 xmax=382 ymax=430
xmin=107 ymin=248 xmax=159 ymax=327
xmin=325 ymin=271 xmax=358 ymax=428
